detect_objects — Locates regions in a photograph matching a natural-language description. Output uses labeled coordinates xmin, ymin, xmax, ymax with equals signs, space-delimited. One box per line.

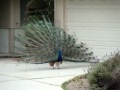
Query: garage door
xmin=66 ymin=0 xmax=120 ymax=59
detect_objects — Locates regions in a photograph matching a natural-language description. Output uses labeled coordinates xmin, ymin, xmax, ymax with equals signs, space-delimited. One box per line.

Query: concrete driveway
xmin=0 ymin=58 xmax=90 ymax=90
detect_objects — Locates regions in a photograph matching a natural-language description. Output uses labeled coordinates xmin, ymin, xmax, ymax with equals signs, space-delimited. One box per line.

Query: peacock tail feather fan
xmin=16 ymin=17 xmax=94 ymax=63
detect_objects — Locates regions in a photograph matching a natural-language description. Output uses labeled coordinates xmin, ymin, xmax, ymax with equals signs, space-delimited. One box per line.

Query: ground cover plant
xmin=87 ymin=51 xmax=120 ymax=90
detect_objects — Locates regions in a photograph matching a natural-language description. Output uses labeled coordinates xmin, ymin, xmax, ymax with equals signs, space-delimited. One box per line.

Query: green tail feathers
xmin=16 ymin=17 xmax=94 ymax=62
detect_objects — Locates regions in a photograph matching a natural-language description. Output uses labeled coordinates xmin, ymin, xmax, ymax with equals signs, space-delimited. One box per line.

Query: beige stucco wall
xmin=10 ymin=0 xmax=20 ymax=28
xmin=9 ymin=0 xmax=21 ymax=53
xmin=54 ymin=0 xmax=66 ymax=29
xmin=0 ymin=29 xmax=9 ymax=53
xmin=0 ymin=0 xmax=21 ymax=53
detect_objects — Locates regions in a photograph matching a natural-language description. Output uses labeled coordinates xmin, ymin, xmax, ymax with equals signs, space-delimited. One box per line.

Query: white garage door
xmin=66 ymin=0 xmax=120 ymax=58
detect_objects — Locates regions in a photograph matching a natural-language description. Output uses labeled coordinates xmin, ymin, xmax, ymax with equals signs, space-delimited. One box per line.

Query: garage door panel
xmin=68 ymin=29 xmax=120 ymax=39
xmin=91 ymin=48 xmax=118 ymax=58
xmin=76 ymin=37 xmax=120 ymax=43
xmin=67 ymin=5 xmax=120 ymax=9
xmin=67 ymin=9 xmax=120 ymax=22
xmin=67 ymin=28 xmax=120 ymax=57
xmin=67 ymin=27 xmax=120 ymax=31
xmin=67 ymin=22 xmax=120 ymax=28
xmin=77 ymin=40 xmax=120 ymax=48
xmin=67 ymin=0 xmax=120 ymax=5
xmin=66 ymin=0 xmax=120 ymax=58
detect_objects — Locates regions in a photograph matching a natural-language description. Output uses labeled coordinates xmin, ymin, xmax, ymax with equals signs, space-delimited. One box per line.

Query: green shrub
xmin=87 ymin=52 xmax=120 ymax=90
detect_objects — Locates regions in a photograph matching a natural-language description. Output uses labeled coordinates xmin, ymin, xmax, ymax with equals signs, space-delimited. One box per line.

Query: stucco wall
xmin=0 ymin=29 xmax=9 ymax=53
xmin=15 ymin=29 xmax=25 ymax=53
xmin=54 ymin=0 xmax=65 ymax=29
xmin=10 ymin=0 xmax=20 ymax=28
xmin=0 ymin=0 xmax=21 ymax=53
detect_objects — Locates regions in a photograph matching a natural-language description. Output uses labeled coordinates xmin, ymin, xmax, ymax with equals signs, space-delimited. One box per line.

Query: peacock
xmin=16 ymin=17 xmax=94 ymax=68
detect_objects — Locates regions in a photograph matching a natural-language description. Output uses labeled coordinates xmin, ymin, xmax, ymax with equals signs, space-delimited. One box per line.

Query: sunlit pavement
xmin=0 ymin=58 xmax=90 ymax=90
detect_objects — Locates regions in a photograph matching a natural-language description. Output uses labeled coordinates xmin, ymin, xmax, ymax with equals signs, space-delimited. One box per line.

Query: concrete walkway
xmin=0 ymin=58 xmax=90 ymax=90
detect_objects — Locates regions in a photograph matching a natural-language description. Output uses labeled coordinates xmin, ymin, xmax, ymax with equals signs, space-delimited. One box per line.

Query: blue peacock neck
xmin=57 ymin=49 xmax=62 ymax=62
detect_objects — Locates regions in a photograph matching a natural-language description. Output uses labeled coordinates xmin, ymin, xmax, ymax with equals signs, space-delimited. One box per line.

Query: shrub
xmin=87 ymin=51 xmax=120 ymax=90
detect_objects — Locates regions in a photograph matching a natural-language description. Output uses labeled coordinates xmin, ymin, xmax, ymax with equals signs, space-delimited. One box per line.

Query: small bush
xmin=87 ymin=51 xmax=120 ymax=90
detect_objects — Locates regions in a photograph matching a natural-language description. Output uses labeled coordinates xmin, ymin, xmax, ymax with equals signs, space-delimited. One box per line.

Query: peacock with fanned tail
xmin=16 ymin=17 xmax=94 ymax=69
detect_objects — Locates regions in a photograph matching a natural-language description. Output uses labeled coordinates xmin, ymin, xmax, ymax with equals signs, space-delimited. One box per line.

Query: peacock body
xmin=16 ymin=17 xmax=94 ymax=64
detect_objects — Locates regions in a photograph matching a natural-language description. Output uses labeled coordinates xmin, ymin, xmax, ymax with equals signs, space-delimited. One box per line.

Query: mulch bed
xmin=62 ymin=75 xmax=120 ymax=90
xmin=61 ymin=74 xmax=92 ymax=90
